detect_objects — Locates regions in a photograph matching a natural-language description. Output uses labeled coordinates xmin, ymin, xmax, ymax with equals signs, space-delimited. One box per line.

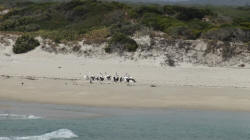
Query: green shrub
xmin=202 ymin=27 xmax=249 ymax=42
xmin=106 ymin=33 xmax=138 ymax=53
xmin=167 ymin=26 xmax=200 ymax=40
xmin=13 ymin=35 xmax=40 ymax=54
xmin=101 ymin=10 xmax=125 ymax=26
xmin=1 ymin=0 xmax=249 ymax=43
xmin=163 ymin=6 xmax=177 ymax=15
xmin=84 ymin=27 xmax=110 ymax=44
xmin=110 ymin=22 xmax=141 ymax=36
xmin=129 ymin=5 xmax=164 ymax=18
xmin=34 ymin=30 xmax=81 ymax=43
xmin=233 ymin=18 xmax=250 ymax=29
xmin=16 ymin=24 xmax=40 ymax=32
xmin=0 ymin=15 xmax=35 ymax=31
xmin=239 ymin=22 xmax=250 ymax=30
xmin=176 ymin=7 xmax=213 ymax=21
xmin=142 ymin=13 xmax=184 ymax=31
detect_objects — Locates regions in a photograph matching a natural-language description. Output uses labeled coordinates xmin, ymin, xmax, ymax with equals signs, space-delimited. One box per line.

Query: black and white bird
xmin=113 ymin=73 xmax=119 ymax=82
xmin=105 ymin=72 xmax=112 ymax=81
xmin=99 ymin=73 xmax=105 ymax=81
xmin=90 ymin=75 xmax=95 ymax=81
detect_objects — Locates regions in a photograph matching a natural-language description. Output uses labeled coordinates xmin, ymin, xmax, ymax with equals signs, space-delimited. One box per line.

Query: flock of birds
xmin=84 ymin=73 xmax=136 ymax=84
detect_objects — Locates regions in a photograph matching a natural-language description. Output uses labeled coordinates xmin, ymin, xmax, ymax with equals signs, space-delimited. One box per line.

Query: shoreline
xmin=2 ymin=97 xmax=250 ymax=120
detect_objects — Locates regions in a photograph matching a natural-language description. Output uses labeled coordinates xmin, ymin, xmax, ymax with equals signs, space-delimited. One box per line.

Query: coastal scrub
xmin=13 ymin=35 xmax=40 ymax=54
xmin=105 ymin=33 xmax=138 ymax=53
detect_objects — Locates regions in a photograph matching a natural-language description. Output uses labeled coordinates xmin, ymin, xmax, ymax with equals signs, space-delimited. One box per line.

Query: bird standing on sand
xmin=99 ymin=73 xmax=105 ymax=81
xmin=113 ymin=72 xmax=119 ymax=82
xmin=90 ymin=75 xmax=95 ymax=81
xmin=105 ymin=72 xmax=111 ymax=81
xmin=120 ymin=77 xmax=124 ymax=82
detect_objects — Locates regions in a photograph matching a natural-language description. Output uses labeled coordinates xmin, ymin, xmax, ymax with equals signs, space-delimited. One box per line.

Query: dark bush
xmin=222 ymin=45 xmax=236 ymax=60
xmin=233 ymin=18 xmax=250 ymax=30
xmin=0 ymin=16 xmax=35 ymax=31
xmin=102 ymin=10 xmax=124 ymax=26
xmin=168 ymin=58 xmax=175 ymax=66
xmin=175 ymin=7 xmax=213 ymax=21
xmin=104 ymin=46 xmax=112 ymax=53
xmin=142 ymin=13 xmax=184 ymax=31
xmin=70 ymin=5 xmax=89 ymax=19
xmin=105 ymin=33 xmax=138 ymax=53
xmin=163 ymin=6 xmax=177 ymax=15
xmin=110 ymin=22 xmax=141 ymax=36
xmin=13 ymin=35 xmax=40 ymax=54
xmin=202 ymin=27 xmax=249 ymax=42
xmin=167 ymin=26 xmax=200 ymax=40
xmin=59 ymin=0 xmax=85 ymax=11
xmin=17 ymin=24 xmax=40 ymax=32
xmin=129 ymin=5 xmax=164 ymax=18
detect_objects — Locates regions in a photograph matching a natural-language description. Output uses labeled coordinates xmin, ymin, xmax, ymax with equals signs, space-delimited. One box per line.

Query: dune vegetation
xmin=0 ymin=0 xmax=250 ymax=53
xmin=13 ymin=35 xmax=40 ymax=54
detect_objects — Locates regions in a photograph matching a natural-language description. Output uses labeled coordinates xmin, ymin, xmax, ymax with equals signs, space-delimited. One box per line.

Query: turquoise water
xmin=1 ymin=109 xmax=250 ymax=140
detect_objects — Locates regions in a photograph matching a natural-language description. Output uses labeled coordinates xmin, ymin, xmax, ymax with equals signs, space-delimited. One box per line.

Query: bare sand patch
xmin=0 ymin=76 xmax=250 ymax=112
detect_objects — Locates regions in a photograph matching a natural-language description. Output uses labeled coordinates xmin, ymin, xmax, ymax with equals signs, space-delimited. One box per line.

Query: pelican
xmin=125 ymin=74 xmax=136 ymax=84
xmin=124 ymin=74 xmax=129 ymax=83
xmin=90 ymin=74 xmax=95 ymax=81
xmin=129 ymin=77 xmax=136 ymax=83
xmin=95 ymin=75 xmax=100 ymax=81
xmin=99 ymin=73 xmax=105 ymax=81
xmin=119 ymin=76 xmax=124 ymax=82
xmin=113 ymin=72 xmax=119 ymax=82
xmin=105 ymin=72 xmax=111 ymax=81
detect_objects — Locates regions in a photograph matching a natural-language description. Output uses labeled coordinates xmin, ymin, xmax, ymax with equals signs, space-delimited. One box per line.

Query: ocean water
xmin=1 ymin=108 xmax=250 ymax=140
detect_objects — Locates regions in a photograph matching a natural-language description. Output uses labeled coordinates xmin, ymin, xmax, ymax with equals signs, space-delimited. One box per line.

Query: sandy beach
xmin=1 ymin=76 xmax=250 ymax=112
xmin=1 ymin=44 xmax=250 ymax=112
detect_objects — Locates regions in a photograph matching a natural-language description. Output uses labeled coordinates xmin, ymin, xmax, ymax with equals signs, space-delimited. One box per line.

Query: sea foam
xmin=0 ymin=129 xmax=78 ymax=140
xmin=0 ymin=114 xmax=41 ymax=120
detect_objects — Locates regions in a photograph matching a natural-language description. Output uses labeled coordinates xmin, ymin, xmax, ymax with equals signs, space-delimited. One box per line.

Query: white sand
xmin=1 ymin=39 xmax=250 ymax=111
xmin=1 ymin=77 xmax=250 ymax=112
xmin=1 ymin=45 xmax=250 ymax=88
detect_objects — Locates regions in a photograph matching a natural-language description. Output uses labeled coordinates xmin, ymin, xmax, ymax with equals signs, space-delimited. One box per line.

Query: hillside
xmin=1 ymin=0 xmax=250 ymax=41
xmin=1 ymin=0 xmax=250 ymax=6
xmin=0 ymin=0 xmax=250 ymax=66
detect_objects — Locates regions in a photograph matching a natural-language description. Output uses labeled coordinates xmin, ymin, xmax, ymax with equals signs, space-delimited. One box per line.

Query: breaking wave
xmin=0 ymin=129 xmax=78 ymax=140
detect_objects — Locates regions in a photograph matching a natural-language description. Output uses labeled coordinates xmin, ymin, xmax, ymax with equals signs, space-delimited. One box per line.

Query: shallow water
xmin=1 ymin=101 xmax=250 ymax=140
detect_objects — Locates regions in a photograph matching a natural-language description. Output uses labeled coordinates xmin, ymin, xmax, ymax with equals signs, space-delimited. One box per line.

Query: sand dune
xmin=1 ymin=45 xmax=250 ymax=88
